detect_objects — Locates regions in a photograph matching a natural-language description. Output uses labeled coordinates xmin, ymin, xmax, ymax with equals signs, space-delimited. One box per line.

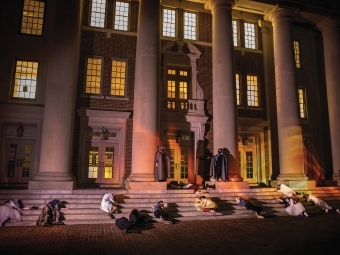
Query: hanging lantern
xmin=16 ymin=123 xmax=25 ymax=137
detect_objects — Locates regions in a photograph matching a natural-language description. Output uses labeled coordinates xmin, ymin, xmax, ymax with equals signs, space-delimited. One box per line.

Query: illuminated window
xmin=114 ymin=1 xmax=129 ymax=31
xmin=235 ymin=73 xmax=240 ymax=105
xmin=244 ymin=22 xmax=256 ymax=49
xmin=12 ymin=60 xmax=38 ymax=99
xmin=167 ymin=68 xmax=188 ymax=100
xmin=247 ymin=75 xmax=259 ymax=106
xmin=21 ymin=0 xmax=45 ymax=35
xmin=110 ymin=59 xmax=127 ymax=97
xmin=298 ymin=88 xmax=307 ymax=119
xmin=294 ymin=41 xmax=301 ymax=68
xmin=163 ymin=8 xmax=176 ymax=37
xmin=85 ymin=57 xmax=102 ymax=95
xmin=90 ymin=0 xmax=106 ymax=28
xmin=184 ymin=12 xmax=196 ymax=40
xmin=232 ymin=20 xmax=238 ymax=47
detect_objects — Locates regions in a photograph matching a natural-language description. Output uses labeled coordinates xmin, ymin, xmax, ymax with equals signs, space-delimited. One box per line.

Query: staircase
xmin=1 ymin=186 xmax=340 ymax=226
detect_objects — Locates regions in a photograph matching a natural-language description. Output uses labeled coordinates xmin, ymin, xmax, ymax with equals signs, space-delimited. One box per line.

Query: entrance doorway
xmin=2 ymin=139 xmax=35 ymax=183
xmin=84 ymin=141 xmax=119 ymax=185
xmin=166 ymin=144 xmax=193 ymax=183
xmin=238 ymin=135 xmax=258 ymax=184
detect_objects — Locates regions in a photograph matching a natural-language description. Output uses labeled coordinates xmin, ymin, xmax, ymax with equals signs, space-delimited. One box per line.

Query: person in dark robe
xmin=209 ymin=148 xmax=228 ymax=181
xmin=115 ymin=217 xmax=138 ymax=233
xmin=129 ymin=209 xmax=145 ymax=227
xmin=154 ymin=145 xmax=171 ymax=182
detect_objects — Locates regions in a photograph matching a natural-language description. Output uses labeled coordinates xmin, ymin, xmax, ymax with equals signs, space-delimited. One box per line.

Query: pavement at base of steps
xmin=1 ymin=213 xmax=340 ymax=255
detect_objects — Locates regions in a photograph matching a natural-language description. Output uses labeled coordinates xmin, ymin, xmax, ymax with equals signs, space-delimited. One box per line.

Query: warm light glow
xmin=13 ymin=60 xmax=38 ymax=99
xmin=110 ymin=59 xmax=127 ymax=96
xmin=21 ymin=0 xmax=45 ymax=35
xmin=247 ymin=75 xmax=259 ymax=106
xmin=85 ymin=57 xmax=102 ymax=94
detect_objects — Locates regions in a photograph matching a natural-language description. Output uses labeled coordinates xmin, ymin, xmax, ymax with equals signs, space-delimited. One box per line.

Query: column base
xmin=277 ymin=173 xmax=308 ymax=181
xmin=28 ymin=180 xmax=75 ymax=190
xmin=126 ymin=180 xmax=167 ymax=190
xmin=126 ymin=173 xmax=155 ymax=182
xmin=206 ymin=180 xmax=249 ymax=190
xmin=276 ymin=180 xmax=316 ymax=190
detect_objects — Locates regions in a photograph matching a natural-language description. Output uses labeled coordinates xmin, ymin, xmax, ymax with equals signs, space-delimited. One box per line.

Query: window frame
xmin=109 ymin=58 xmax=128 ymax=98
xmin=183 ymin=11 xmax=197 ymax=41
xmin=20 ymin=0 xmax=46 ymax=36
xmin=165 ymin=66 xmax=191 ymax=100
xmin=243 ymin=21 xmax=257 ymax=50
xmin=246 ymin=74 xmax=260 ymax=108
xmin=298 ymin=87 xmax=308 ymax=119
xmin=89 ymin=0 xmax=107 ymax=28
xmin=293 ymin=40 xmax=302 ymax=69
xmin=232 ymin=19 xmax=239 ymax=47
xmin=11 ymin=59 xmax=40 ymax=101
xmin=113 ymin=1 xmax=130 ymax=31
xmin=235 ymin=73 xmax=241 ymax=106
xmin=84 ymin=56 xmax=104 ymax=96
xmin=162 ymin=7 xmax=177 ymax=38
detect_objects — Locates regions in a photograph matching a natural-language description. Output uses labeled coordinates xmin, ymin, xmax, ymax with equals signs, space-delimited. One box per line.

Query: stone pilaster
xmin=316 ymin=17 xmax=340 ymax=184
xmin=127 ymin=0 xmax=162 ymax=188
xmin=205 ymin=0 xmax=240 ymax=178
xmin=265 ymin=6 xmax=307 ymax=181
xmin=29 ymin=0 xmax=81 ymax=190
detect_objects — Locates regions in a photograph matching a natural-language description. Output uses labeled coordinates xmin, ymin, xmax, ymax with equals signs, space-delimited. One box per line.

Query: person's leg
xmin=0 ymin=216 xmax=11 ymax=227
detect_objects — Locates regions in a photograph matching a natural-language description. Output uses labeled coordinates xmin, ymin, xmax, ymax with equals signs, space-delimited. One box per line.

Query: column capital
xmin=205 ymin=0 xmax=234 ymax=11
xmin=264 ymin=5 xmax=294 ymax=23
xmin=316 ymin=16 xmax=340 ymax=34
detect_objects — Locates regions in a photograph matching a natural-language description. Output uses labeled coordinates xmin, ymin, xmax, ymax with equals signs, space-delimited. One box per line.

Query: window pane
xmin=163 ymin=8 xmax=176 ymax=37
xmin=88 ymin=147 xmax=98 ymax=178
xmin=21 ymin=0 xmax=45 ymax=35
xmin=13 ymin=60 xmax=38 ymax=99
xmin=184 ymin=12 xmax=196 ymax=40
xmin=90 ymin=0 xmax=106 ymax=28
xmin=294 ymin=41 xmax=301 ymax=68
xmin=104 ymin=147 xmax=114 ymax=178
xmin=232 ymin=20 xmax=238 ymax=47
xmin=110 ymin=60 xmax=127 ymax=96
xmin=235 ymin=73 xmax=240 ymax=105
xmin=298 ymin=88 xmax=307 ymax=118
xmin=85 ymin=58 xmax=102 ymax=94
xmin=114 ymin=1 xmax=129 ymax=31
xmin=167 ymin=80 xmax=176 ymax=98
xmin=244 ymin=22 xmax=256 ymax=49
xmin=246 ymin=75 xmax=259 ymax=106
xmin=179 ymin=82 xmax=187 ymax=99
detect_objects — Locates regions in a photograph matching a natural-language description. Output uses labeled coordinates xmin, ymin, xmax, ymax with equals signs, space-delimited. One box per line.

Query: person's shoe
xmin=218 ymin=178 xmax=222 ymax=182
xmin=336 ymin=209 xmax=340 ymax=214
xmin=55 ymin=221 xmax=64 ymax=225
xmin=257 ymin=215 xmax=264 ymax=219
xmin=43 ymin=223 xmax=52 ymax=227
xmin=325 ymin=209 xmax=329 ymax=214
xmin=303 ymin=212 xmax=309 ymax=217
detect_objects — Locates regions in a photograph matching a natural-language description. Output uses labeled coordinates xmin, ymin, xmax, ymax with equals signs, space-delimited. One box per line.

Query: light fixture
xmin=16 ymin=123 xmax=25 ymax=137
xmin=242 ymin=135 xmax=249 ymax=146
xmin=176 ymin=130 xmax=182 ymax=143
xmin=100 ymin=127 xmax=109 ymax=141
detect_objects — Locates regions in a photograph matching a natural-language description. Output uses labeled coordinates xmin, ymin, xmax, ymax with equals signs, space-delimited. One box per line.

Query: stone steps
xmin=2 ymin=187 xmax=340 ymax=226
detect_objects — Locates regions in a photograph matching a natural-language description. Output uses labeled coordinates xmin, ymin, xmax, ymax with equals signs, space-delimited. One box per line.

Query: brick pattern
xmin=106 ymin=0 xmax=114 ymax=29
xmin=198 ymin=12 xmax=212 ymax=43
xmin=130 ymin=1 xmax=139 ymax=33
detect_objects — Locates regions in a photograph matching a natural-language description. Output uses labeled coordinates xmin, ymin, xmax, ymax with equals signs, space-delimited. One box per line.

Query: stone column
xmin=266 ymin=7 xmax=307 ymax=182
xmin=29 ymin=0 xmax=81 ymax=190
xmin=127 ymin=0 xmax=162 ymax=189
xmin=316 ymin=17 xmax=340 ymax=184
xmin=205 ymin=0 xmax=239 ymax=178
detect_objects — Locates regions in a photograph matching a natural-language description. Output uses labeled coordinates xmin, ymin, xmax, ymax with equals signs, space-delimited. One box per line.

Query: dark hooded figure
xmin=209 ymin=148 xmax=228 ymax=181
xmin=154 ymin=145 xmax=171 ymax=182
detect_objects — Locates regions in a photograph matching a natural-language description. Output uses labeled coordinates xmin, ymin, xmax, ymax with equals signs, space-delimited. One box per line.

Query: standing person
xmin=36 ymin=199 xmax=64 ymax=227
xmin=0 ymin=199 xmax=25 ymax=227
xmin=235 ymin=197 xmax=264 ymax=219
xmin=153 ymin=201 xmax=172 ymax=224
xmin=154 ymin=146 xmax=171 ymax=182
xmin=209 ymin=148 xmax=228 ymax=182
xmin=100 ymin=193 xmax=118 ymax=218
xmin=303 ymin=194 xmax=340 ymax=214
xmin=195 ymin=196 xmax=218 ymax=215
xmin=285 ymin=197 xmax=309 ymax=217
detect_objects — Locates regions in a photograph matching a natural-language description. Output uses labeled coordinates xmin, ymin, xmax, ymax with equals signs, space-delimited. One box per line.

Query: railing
xmin=163 ymin=99 xmax=205 ymax=114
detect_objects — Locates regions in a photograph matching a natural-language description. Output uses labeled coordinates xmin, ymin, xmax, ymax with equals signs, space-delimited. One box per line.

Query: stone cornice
xmin=205 ymin=0 xmax=235 ymax=11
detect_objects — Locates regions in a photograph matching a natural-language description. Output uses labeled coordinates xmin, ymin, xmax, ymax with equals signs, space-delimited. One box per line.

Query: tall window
xmin=298 ymin=88 xmax=307 ymax=119
xmin=12 ymin=60 xmax=38 ymax=99
xmin=294 ymin=41 xmax=301 ymax=68
xmin=90 ymin=0 xmax=106 ymax=28
xmin=85 ymin=57 xmax=102 ymax=95
xmin=21 ymin=0 xmax=45 ymax=35
xmin=166 ymin=67 xmax=189 ymax=109
xmin=114 ymin=1 xmax=129 ymax=31
xmin=163 ymin=8 xmax=176 ymax=37
xmin=232 ymin=20 xmax=238 ymax=46
xmin=110 ymin=59 xmax=127 ymax=97
xmin=246 ymin=75 xmax=259 ymax=106
xmin=244 ymin=22 xmax=256 ymax=49
xmin=235 ymin=73 xmax=240 ymax=105
xmin=184 ymin=12 xmax=196 ymax=40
